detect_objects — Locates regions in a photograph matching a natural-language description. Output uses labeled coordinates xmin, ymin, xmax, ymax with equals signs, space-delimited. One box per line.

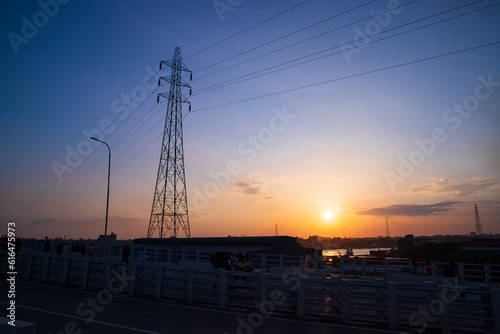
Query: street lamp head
xmin=90 ymin=137 xmax=99 ymax=141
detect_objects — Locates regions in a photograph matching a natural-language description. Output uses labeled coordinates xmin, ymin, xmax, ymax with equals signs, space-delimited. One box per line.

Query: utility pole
xmin=474 ymin=203 xmax=483 ymax=236
xmin=90 ymin=137 xmax=111 ymax=255
xmin=147 ymin=47 xmax=192 ymax=239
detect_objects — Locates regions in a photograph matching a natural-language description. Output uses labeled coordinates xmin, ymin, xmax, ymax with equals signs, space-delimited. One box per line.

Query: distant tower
xmin=386 ymin=217 xmax=390 ymax=237
xmin=474 ymin=203 xmax=483 ymax=236
xmin=147 ymin=47 xmax=192 ymax=239
xmin=275 ymin=224 xmax=278 ymax=236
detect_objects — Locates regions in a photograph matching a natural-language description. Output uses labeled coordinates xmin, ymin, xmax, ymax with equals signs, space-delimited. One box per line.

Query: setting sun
xmin=323 ymin=211 xmax=334 ymax=221
xmin=2 ymin=0 xmax=499 ymax=242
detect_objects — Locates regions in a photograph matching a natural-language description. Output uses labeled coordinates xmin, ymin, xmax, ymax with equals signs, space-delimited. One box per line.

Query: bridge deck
xmin=0 ymin=280 xmax=398 ymax=334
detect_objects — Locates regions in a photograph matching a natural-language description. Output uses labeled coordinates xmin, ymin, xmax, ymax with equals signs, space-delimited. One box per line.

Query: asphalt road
xmin=0 ymin=279 xmax=399 ymax=334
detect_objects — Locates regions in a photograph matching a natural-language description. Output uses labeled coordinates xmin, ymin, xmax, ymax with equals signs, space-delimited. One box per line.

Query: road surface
xmin=0 ymin=279 xmax=400 ymax=334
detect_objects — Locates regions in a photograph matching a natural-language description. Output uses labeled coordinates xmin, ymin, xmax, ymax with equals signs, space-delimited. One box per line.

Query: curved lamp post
xmin=90 ymin=137 xmax=111 ymax=257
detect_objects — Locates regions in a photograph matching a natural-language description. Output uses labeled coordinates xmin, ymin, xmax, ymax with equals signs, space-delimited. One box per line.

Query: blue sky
xmin=1 ymin=0 xmax=499 ymax=239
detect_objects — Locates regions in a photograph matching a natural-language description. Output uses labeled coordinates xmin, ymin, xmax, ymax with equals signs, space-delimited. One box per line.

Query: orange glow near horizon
xmin=14 ymin=177 xmax=499 ymax=240
xmin=2 ymin=1 xmax=499 ymax=244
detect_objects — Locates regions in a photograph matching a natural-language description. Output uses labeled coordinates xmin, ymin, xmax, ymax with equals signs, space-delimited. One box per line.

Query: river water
xmin=323 ymin=248 xmax=392 ymax=256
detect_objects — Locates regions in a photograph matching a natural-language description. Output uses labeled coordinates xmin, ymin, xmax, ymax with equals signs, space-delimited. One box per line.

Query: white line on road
xmin=0 ymin=301 xmax=161 ymax=334
xmin=12 ymin=281 xmax=398 ymax=334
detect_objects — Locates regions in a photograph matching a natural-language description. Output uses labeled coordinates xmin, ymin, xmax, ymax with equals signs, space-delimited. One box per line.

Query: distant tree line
xmin=299 ymin=236 xmax=397 ymax=249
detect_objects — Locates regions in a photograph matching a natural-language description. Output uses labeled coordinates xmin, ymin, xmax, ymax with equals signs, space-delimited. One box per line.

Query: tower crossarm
xmin=158 ymin=76 xmax=191 ymax=88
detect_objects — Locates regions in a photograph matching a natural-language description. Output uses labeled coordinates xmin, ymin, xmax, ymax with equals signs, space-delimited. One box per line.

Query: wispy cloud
xmin=407 ymin=178 xmax=498 ymax=197
xmin=356 ymin=201 xmax=460 ymax=217
xmin=229 ymin=176 xmax=274 ymax=199
xmin=231 ymin=180 xmax=265 ymax=195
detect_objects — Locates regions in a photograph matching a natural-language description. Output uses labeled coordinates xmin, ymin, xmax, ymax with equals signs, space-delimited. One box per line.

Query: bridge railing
xmin=129 ymin=246 xmax=300 ymax=270
xmin=323 ymin=256 xmax=500 ymax=283
xmin=4 ymin=251 xmax=500 ymax=285
xmin=2 ymin=252 xmax=500 ymax=334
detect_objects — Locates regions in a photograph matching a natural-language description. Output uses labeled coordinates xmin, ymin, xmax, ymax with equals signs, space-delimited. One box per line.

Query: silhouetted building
xmin=134 ymin=236 xmax=310 ymax=256
xmin=397 ymin=234 xmax=431 ymax=257
xmin=98 ymin=232 xmax=117 ymax=245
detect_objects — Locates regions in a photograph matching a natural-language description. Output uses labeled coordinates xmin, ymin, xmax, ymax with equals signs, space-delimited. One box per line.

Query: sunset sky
xmin=1 ymin=0 xmax=499 ymax=240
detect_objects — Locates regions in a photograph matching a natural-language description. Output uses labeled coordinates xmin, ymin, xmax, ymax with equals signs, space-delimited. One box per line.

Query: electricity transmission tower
xmin=474 ymin=203 xmax=483 ymax=236
xmin=147 ymin=47 xmax=192 ymax=239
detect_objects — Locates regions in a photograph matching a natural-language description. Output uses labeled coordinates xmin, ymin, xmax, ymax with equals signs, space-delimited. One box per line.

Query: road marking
xmin=12 ymin=281 xmax=397 ymax=334
xmin=0 ymin=301 xmax=160 ymax=334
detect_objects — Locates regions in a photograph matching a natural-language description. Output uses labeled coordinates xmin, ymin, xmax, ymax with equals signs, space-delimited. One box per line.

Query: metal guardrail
xmin=123 ymin=245 xmax=305 ymax=269
xmin=1 ymin=252 xmax=499 ymax=334
xmin=17 ymin=242 xmax=500 ymax=284
xmin=323 ymin=257 xmax=500 ymax=284
xmin=4 ymin=250 xmax=500 ymax=283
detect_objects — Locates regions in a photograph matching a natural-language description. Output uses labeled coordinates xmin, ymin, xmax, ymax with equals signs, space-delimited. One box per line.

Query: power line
xmin=193 ymin=0 xmax=377 ymax=73
xmin=17 ymin=97 xmax=159 ymax=222
xmin=18 ymin=102 xmax=166 ymax=222
xmin=191 ymin=41 xmax=500 ymax=113
xmin=10 ymin=0 xmax=419 ymax=220
xmin=185 ymin=0 xmax=311 ymax=59
xmin=194 ymin=1 xmax=493 ymax=95
xmin=16 ymin=77 xmax=160 ymax=221
xmin=36 ymin=39 xmax=498 ymax=224
xmin=26 ymin=113 xmax=167 ymax=225
xmin=15 ymin=0 xmax=401 ymax=221
xmin=25 ymin=99 xmax=168 ymax=221
xmin=25 ymin=1 xmax=494 ymax=220
xmin=96 ymin=87 xmax=160 ymax=147
xmin=192 ymin=0 xmax=421 ymax=81
xmin=54 ymin=88 xmax=161 ymax=201
xmin=17 ymin=1 xmax=497 ymax=225
xmin=180 ymin=0 xmax=276 ymax=49
xmin=40 ymin=130 xmax=164 ymax=224
xmin=105 ymin=94 xmax=161 ymax=152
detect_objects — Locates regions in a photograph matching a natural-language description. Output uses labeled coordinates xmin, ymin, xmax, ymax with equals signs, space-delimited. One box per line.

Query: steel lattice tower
xmin=474 ymin=203 xmax=483 ymax=236
xmin=147 ymin=47 xmax=192 ymax=239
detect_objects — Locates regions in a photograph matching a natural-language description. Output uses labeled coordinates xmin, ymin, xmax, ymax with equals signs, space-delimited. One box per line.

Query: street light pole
xmin=90 ymin=137 xmax=111 ymax=258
